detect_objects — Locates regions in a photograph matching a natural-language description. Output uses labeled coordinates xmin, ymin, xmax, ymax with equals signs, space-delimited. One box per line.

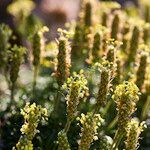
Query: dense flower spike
xmin=56 ymin=36 xmax=70 ymax=86
xmin=92 ymin=32 xmax=101 ymax=62
xmin=71 ymin=23 xmax=83 ymax=58
xmin=8 ymin=45 xmax=25 ymax=83
xmin=143 ymin=23 xmax=150 ymax=44
xmin=113 ymin=81 xmax=140 ymax=132
xmin=84 ymin=1 xmax=92 ymax=27
xmin=113 ymin=59 xmax=121 ymax=85
xmin=12 ymin=136 xmax=33 ymax=150
xmin=58 ymin=130 xmax=70 ymax=150
xmin=78 ymin=113 xmax=103 ymax=150
xmin=13 ymin=102 xmax=48 ymax=150
xmin=32 ymin=26 xmax=48 ymax=67
xmin=127 ymin=26 xmax=140 ymax=65
xmin=0 ymin=24 xmax=12 ymax=68
xmin=144 ymin=5 xmax=150 ymax=23
xmin=101 ymin=11 xmax=108 ymax=27
xmin=111 ymin=13 xmax=120 ymax=40
xmin=97 ymin=67 xmax=110 ymax=108
xmin=125 ymin=118 xmax=146 ymax=150
xmin=63 ymin=70 xmax=89 ymax=121
xmin=136 ymin=52 xmax=148 ymax=90
xmin=121 ymin=22 xmax=130 ymax=52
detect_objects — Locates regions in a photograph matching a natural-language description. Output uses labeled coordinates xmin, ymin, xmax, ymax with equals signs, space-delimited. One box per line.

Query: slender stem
xmin=64 ymin=119 xmax=71 ymax=133
xmin=53 ymin=87 xmax=61 ymax=115
xmin=10 ymin=82 xmax=15 ymax=104
xmin=141 ymin=95 xmax=150 ymax=120
xmin=113 ymin=133 xmax=124 ymax=150
xmin=110 ymin=130 xmax=124 ymax=150
xmin=107 ymin=116 xmax=118 ymax=130
xmin=33 ymin=66 xmax=38 ymax=97
xmin=102 ymin=99 xmax=113 ymax=117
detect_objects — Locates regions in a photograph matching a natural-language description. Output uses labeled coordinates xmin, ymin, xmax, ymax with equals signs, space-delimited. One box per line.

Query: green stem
xmin=64 ymin=119 xmax=71 ymax=133
xmin=102 ymin=99 xmax=113 ymax=117
xmin=10 ymin=82 xmax=15 ymax=104
xmin=53 ymin=87 xmax=61 ymax=116
xmin=107 ymin=116 xmax=118 ymax=130
xmin=33 ymin=66 xmax=38 ymax=97
xmin=141 ymin=95 xmax=150 ymax=120
xmin=110 ymin=130 xmax=124 ymax=150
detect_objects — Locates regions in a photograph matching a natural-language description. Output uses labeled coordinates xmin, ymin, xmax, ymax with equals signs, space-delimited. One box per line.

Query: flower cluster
xmin=71 ymin=23 xmax=83 ymax=58
xmin=113 ymin=81 xmax=140 ymax=132
xmin=32 ymin=26 xmax=49 ymax=67
xmin=63 ymin=70 xmax=89 ymax=121
xmin=111 ymin=13 xmax=120 ymax=40
xmin=7 ymin=45 xmax=26 ymax=83
xmin=56 ymin=35 xmax=70 ymax=86
xmin=12 ymin=135 xmax=33 ymax=150
xmin=136 ymin=51 xmax=148 ymax=90
xmin=58 ymin=130 xmax=70 ymax=150
xmin=97 ymin=66 xmax=110 ymax=108
xmin=92 ymin=32 xmax=101 ymax=62
xmin=0 ymin=24 xmax=12 ymax=68
xmin=125 ymin=118 xmax=146 ymax=150
xmin=13 ymin=103 xmax=48 ymax=150
xmin=78 ymin=112 xmax=104 ymax=150
xmin=127 ymin=26 xmax=140 ymax=65
xmin=84 ymin=1 xmax=92 ymax=27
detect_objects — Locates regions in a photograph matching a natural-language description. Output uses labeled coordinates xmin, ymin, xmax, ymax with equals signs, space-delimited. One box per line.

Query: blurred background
xmin=0 ymin=0 xmax=139 ymax=41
